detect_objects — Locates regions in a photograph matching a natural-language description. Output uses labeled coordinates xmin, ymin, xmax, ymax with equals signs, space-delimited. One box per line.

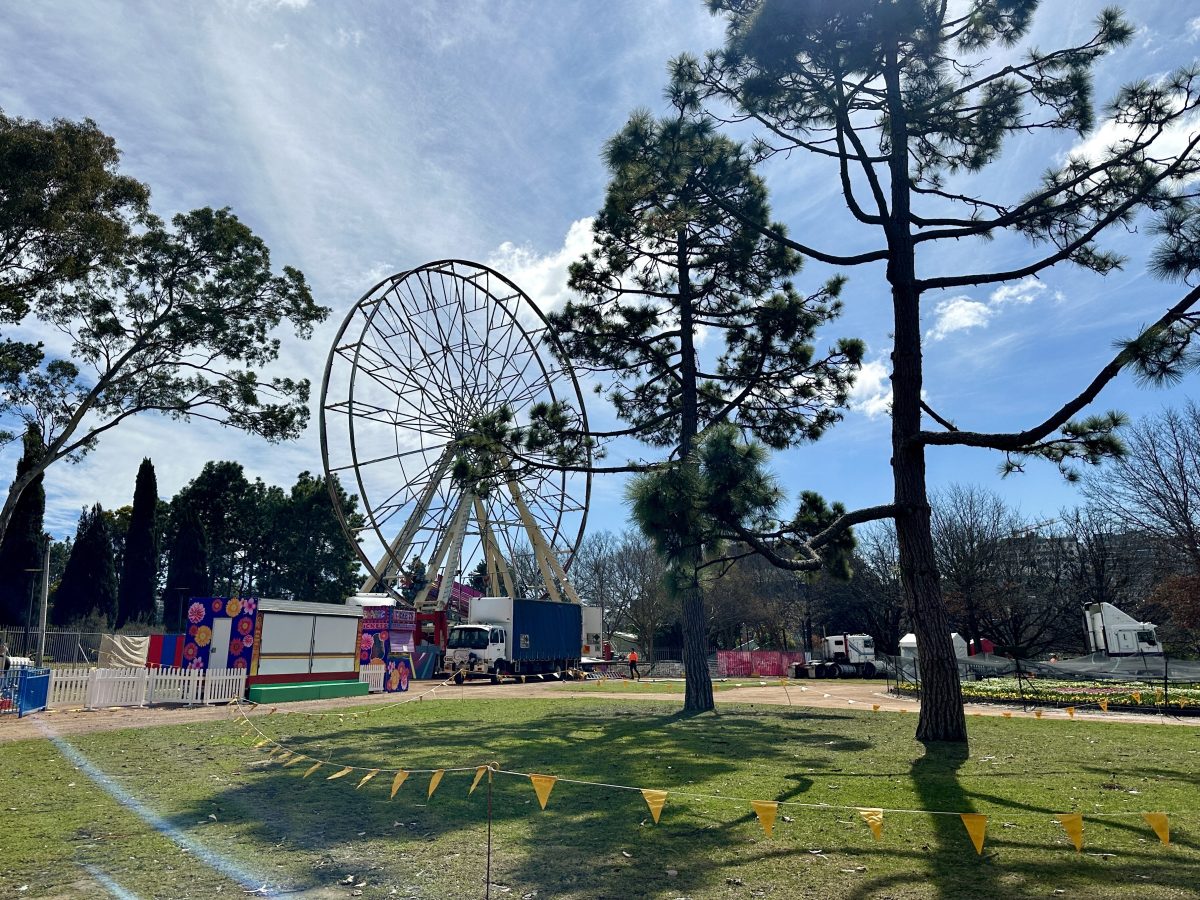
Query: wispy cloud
xmin=926 ymin=276 xmax=1057 ymax=341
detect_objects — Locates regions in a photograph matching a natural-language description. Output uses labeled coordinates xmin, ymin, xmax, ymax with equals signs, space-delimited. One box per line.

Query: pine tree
xmin=117 ymin=458 xmax=159 ymax=627
xmin=161 ymin=501 xmax=209 ymax=633
xmin=51 ymin=503 xmax=118 ymax=627
xmin=0 ymin=425 xmax=45 ymax=625
xmin=677 ymin=0 xmax=1200 ymax=742
xmin=549 ymin=111 xmax=862 ymax=711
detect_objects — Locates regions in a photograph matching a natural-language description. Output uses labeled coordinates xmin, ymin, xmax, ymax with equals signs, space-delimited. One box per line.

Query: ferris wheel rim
xmin=318 ymin=258 xmax=592 ymax=601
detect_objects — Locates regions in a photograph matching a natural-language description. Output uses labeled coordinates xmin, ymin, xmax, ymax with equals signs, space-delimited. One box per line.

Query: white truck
xmin=1084 ymin=602 xmax=1162 ymax=656
xmin=444 ymin=597 xmax=600 ymax=683
xmin=794 ymin=633 xmax=881 ymax=678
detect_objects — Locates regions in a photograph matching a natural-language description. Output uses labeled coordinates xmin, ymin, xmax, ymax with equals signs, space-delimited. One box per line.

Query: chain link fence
xmin=0 ymin=625 xmax=163 ymax=667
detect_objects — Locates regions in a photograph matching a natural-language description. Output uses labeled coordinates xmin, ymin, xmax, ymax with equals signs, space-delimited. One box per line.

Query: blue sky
xmin=3 ymin=0 xmax=1200 ymax=546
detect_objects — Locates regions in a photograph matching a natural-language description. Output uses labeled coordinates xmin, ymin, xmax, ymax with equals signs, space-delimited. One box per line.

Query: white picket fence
xmin=47 ymin=666 xmax=246 ymax=709
xmin=360 ymin=663 xmax=385 ymax=693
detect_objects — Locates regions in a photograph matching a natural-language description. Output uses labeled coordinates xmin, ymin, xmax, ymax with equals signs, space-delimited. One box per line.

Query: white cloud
xmin=927 ymin=296 xmax=993 ymax=341
xmin=485 ymin=217 xmax=595 ymax=314
xmin=926 ymin=277 xmax=1058 ymax=342
xmin=849 ymin=358 xmax=893 ymax=419
xmin=1188 ymin=17 xmax=1200 ymax=42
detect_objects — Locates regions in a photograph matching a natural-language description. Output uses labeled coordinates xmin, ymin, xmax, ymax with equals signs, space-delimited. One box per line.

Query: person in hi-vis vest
xmin=628 ymin=648 xmax=639 ymax=680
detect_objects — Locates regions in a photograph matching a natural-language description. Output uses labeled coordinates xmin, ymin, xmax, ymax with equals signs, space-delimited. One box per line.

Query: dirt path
xmin=3 ymin=678 xmax=1194 ymax=743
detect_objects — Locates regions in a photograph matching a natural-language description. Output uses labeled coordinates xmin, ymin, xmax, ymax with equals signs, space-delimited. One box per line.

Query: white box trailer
xmin=1083 ymin=602 xmax=1161 ymax=656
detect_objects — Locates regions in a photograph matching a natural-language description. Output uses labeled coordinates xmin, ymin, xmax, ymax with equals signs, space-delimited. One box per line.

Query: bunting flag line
xmin=1142 ymin=813 xmax=1170 ymax=846
xmin=327 ymin=766 xmax=354 ymax=781
xmin=530 ymin=774 xmax=557 ymax=810
xmin=428 ymin=769 xmax=445 ymax=798
xmin=469 ymin=766 xmax=488 ymax=796
xmin=642 ymin=789 xmax=667 ymax=824
xmin=390 ymin=770 xmax=409 ymax=799
xmin=751 ymin=800 xmax=778 ymax=837
xmin=960 ymin=814 xmax=987 ymax=855
xmin=1055 ymin=814 xmax=1084 ymax=852
xmin=859 ymin=808 xmax=884 ymax=841
xmin=357 ymin=770 xmax=380 ymax=789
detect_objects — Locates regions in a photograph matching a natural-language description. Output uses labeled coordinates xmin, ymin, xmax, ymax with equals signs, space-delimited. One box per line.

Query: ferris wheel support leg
xmin=474 ymin=496 xmax=512 ymax=597
xmin=439 ymin=494 xmax=473 ymax=610
xmin=411 ymin=491 xmax=472 ymax=609
xmin=361 ymin=445 xmax=455 ymax=593
xmin=506 ymin=479 xmax=580 ymax=604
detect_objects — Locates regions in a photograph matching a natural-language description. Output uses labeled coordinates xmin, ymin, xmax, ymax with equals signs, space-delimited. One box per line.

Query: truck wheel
xmin=453 ymin=671 xmax=465 ymax=686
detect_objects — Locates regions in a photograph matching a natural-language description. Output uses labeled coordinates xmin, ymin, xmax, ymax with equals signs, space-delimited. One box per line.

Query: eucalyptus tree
xmin=675 ymin=0 xmax=1200 ymax=740
xmin=549 ymin=111 xmax=863 ymax=711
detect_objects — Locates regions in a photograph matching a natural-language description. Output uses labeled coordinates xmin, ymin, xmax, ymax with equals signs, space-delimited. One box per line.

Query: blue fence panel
xmin=17 ymin=667 xmax=50 ymax=717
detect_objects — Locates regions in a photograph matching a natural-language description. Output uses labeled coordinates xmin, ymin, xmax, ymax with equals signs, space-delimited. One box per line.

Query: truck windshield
xmin=447 ymin=628 xmax=489 ymax=650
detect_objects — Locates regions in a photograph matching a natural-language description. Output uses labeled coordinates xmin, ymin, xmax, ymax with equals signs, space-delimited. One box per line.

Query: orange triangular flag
xmin=326 ymin=766 xmax=354 ymax=781
xmin=642 ymin=789 xmax=667 ymax=824
xmin=1142 ymin=812 xmax=1170 ymax=845
xmin=530 ymin=774 xmax=557 ymax=810
xmin=1066 ymin=707 xmax=1075 ymax=718
xmin=751 ymin=801 xmax=778 ymax=837
xmin=357 ymin=769 xmax=379 ymax=789
xmin=1055 ymin=814 xmax=1083 ymax=851
xmin=390 ymin=770 xmax=409 ymax=799
xmin=427 ymin=769 xmax=445 ymax=798
xmin=302 ymin=762 xmax=322 ymax=778
xmin=960 ymin=814 xmax=987 ymax=854
xmin=858 ymin=808 xmax=883 ymax=840
xmin=469 ymin=766 xmax=488 ymax=795
xmin=1098 ymin=699 xmax=1109 ymax=712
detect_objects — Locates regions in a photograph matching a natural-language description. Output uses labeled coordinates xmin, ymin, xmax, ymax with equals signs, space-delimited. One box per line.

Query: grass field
xmin=3 ymin=698 xmax=1199 ymax=899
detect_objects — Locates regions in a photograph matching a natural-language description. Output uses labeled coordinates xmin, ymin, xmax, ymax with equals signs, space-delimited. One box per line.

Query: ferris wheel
xmin=319 ymin=260 xmax=591 ymax=611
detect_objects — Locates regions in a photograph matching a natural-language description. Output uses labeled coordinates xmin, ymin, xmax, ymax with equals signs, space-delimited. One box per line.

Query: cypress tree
xmin=161 ymin=501 xmax=209 ymax=633
xmin=0 ymin=425 xmax=45 ymax=625
xmin=51 ymin=504 xmax=118 ymax=626
xmin=117 ymin=458 xmax=159 ymax=627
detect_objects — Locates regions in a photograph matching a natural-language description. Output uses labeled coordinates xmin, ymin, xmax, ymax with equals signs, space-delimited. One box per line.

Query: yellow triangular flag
xmin=751 ymin=800 xmax=778 ymax=837
xmin=1034 ymin=709 xmax=1043 ymax=719
xmin=390 ymin=770 xmax=409 ymax=799
xmin=469 ymin=766 xmax=488 ymax=795
xmin=960 ymin=814 xmax=987 ymax=854
xmin=1098 ymin=699 xmax=1108 ymax=712
xmin=1142 ymin=812 xmax=1170 ymax=845
xmin=1055 ymin=814 xmax=1083 ymax=851
xmin=427 ymin=769 xmax=445 ymax=798
xmin=326 ymin=766 xmax=354 ymax=781
xmin=254 ymin=739 xmax=270 ymax=749
xmin=303 ymin=762 xmax=322 ymax=778
xmin=357 ymin=769 xmax=380 ymax=789
xmin=858 ymin=808 xmax=883 ymax=840
xmin=1066 ymin=707 xmax=1075 ymax=718
xmin=283 ymin=755 xmax=306 ymax=768
xmin=1002 ymin=712 xmax=1012 ymax=718
xmin=642 ymin=789 xmax=667 ymax=824
xmin=1132 ymin=692 xmax=1142 ymax=704
xmin=530 ymin=774 xmax=557 ymax=810
xmin=872 ymin=704 xmax=880 ymax=712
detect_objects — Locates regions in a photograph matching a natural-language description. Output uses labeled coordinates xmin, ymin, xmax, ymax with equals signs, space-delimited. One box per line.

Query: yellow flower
xmin=195 ymin=626 xmax=212 ymax=648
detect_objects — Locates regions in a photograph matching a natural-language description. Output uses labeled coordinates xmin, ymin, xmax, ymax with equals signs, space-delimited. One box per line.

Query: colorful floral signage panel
xmin=182 ymin=597 xmax=258 ymax=670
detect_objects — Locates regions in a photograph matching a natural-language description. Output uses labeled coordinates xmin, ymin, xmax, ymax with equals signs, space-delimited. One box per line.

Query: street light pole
xmin=36 ymin=539 xmax=49 ymax=667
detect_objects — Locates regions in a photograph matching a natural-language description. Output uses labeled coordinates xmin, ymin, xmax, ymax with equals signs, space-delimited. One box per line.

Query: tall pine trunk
xmin=677 ymin=228 xmax=716 ymax=712
xmin=885 ymin=47 xmax=968 ymax=743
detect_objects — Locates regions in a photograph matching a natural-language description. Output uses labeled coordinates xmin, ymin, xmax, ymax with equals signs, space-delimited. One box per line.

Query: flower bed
xmin=956 ymin=677 xmax=1200 ymax=711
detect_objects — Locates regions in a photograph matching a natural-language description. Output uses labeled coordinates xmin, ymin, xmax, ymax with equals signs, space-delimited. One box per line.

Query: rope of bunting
xmin=230 ymin=702 xmax=1184 ymax=854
